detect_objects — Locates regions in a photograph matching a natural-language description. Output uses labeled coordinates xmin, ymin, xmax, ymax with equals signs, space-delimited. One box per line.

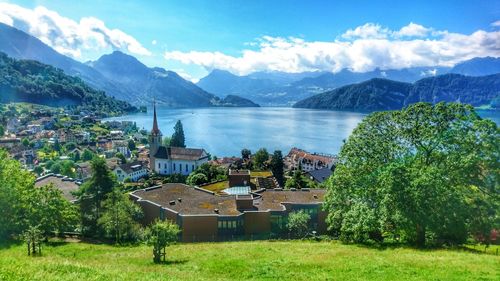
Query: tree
xmin=270 ymin=150 xmax=284 ymax=186
xmin=170 ymin=120 xmax=185 ymax=148
xmin=115 ymin=152 xmax=127 ymax=164
xmin=128 ymin=139 xmax=136 ymax=151
xmin=98 ymin=189 xmax=143 ymax=244
xmin=285 ymin=170 xmax=307 ymax=189
xmin=253 ymin=148 xmax=269 ymax=170
xmin=77 ymin=157 xmax=118 ymax=236
xmin=81 ymin=149 xmax=95 ymax=161
xmin=22 ymin=137 xmax=30 ymax=147
xmin=0 ymin=125 xmax=4 ymax=136
xmin=324 ymin=103 xmax=499 ymax=247
xmin=23 ymin=225 xmax=43 ymax=256
xmin=186 ymin=173 xmax=208 ymax=186
xmin=241 ymin=148 xmax=251 ymax=160
xmin=287 ymin=210 xmax=311 ymax=238
xmin=163 ymin=136 xmax=171 ymax=147
xmin=146 ymin=220 xmax=180 ymax=263
xmin=64 ymin=142 xmax=76 ymax=151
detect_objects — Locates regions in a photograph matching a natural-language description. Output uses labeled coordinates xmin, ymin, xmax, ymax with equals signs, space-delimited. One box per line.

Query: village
xmin=0 ymin=103 xmax=338 ymax=241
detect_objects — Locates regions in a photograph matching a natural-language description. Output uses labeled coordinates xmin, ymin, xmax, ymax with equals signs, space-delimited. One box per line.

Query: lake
xmin=105 ymin=107 xmax=499 ymax=157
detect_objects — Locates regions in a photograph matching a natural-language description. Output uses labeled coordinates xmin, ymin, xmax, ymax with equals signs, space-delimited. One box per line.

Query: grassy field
xmin=0 ymin=240 xmax=498 ymax=281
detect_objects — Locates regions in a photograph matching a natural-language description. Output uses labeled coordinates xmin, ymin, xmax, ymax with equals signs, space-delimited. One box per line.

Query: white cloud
xmin=151 ymin=40 xmax=157 ymax=45
xmin=395 ymin=22 xmax=430 ymax=37
xmin=164 ymin=22 xmax=500 ymax=75
xmin=0 ymin=3 xmax=150 ymax=58
xmin=492 ymin=20 xmax=500 ymax=27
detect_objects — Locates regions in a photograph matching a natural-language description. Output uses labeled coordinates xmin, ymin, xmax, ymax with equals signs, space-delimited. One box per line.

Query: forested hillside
xmin=0 ymin=52 xmax=136 ymax=116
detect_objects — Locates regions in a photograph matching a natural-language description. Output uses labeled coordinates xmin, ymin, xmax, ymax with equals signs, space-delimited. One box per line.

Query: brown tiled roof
xmin=254 ymin=189 xmax=326 ymax=211
xmin=169 ymin=147 xmax=206 ymax=161
xmin=35 ymin=175 xmax=80 ymax=201
xmin=131 ymin=184 xmax=240 ymax=216
xmin=287 ymin=147 xmax=335 ymax=164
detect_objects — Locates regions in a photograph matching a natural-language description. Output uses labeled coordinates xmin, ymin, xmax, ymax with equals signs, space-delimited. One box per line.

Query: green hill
xmin=0 ymin=52 xmax=136 ymax=116
xmin=294 ymin=74 xmax=500 ymax=111
xmin=0 ymin=240 xmax=498 ymax=281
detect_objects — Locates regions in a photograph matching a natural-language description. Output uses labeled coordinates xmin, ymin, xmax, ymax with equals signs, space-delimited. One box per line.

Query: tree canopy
xmin=324 ymin=102 xmax=499 ymax=247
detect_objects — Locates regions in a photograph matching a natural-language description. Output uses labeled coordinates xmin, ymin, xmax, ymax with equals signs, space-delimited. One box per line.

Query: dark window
xmin=186 ymin=164 xmax=188 ymax=172
xmin=173 ymin=163 xmax=176 ymax=171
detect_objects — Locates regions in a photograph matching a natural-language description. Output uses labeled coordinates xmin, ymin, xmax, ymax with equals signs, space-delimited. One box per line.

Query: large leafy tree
xmin=0 ymin=150 xmax=78 ymax=239
xmin=324 ymin=103 xmax=499 ymax=247
xmin=253 ymin=148 xmax=269 ymax=170
xmin=170 ymin=120 xmax=186 ymax=148
xmin=98 ymin=189 xmax=143 ymax=244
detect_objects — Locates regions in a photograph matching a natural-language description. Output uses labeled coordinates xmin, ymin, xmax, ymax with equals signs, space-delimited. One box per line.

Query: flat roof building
xmin=130 ymin=184 xmax=328 ymax=242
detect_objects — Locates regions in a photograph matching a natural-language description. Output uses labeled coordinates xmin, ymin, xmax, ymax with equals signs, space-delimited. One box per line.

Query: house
xmin=6 ymin=118 xmax=20 ymax=134
xmin=113 ymin=161 xmax=148 ymax=182
xmin=285 ymin=147 xmax=337 ymax=172
xmin=35 ymin=174 xmax=80 ymax=202
xmin=112 ymin=140 xmax=131 ymax=157
xmin=0 ymin=137 xmax=21 ymax=148
xmin=130 ymin=184 xmax=327 ymax=242
xmin=148 ymin=102 xmax=209 ymax=176
xmin=306 ymin=167 xmax=333 ymax=184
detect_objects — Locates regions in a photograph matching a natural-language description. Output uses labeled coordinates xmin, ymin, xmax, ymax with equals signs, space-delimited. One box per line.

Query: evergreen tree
xmin=77 ymin=157 xmax=117 ymax=236
xmin=170 ymin=120 xmax=185 ymax=148
xmin=270 ymin=150 xmax=285 ymax=186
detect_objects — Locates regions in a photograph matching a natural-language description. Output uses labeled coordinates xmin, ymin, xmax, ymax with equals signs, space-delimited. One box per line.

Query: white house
xmin=113 ymin=161 xmax=148 ymax=182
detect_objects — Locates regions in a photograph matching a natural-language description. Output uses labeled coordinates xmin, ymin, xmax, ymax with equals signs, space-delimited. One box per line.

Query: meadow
xmin=0 ymin=240 xmax=498 ymax=280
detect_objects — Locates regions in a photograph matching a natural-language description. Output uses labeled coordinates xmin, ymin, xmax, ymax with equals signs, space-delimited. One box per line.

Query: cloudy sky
xmin=1 ymin=0 xmax=499 ymax=81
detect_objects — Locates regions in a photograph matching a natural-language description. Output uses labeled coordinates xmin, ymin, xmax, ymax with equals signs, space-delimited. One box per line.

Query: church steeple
xmin=151 ymin=99 xmax=161 ymax=135
xmin=149 ymin=100 xmax=163 ymax=170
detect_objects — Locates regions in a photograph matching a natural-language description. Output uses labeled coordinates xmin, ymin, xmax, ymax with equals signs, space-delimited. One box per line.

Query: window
xmin=158 ymin=163 xmax=160 ymax=169
xmin=185 ymin=164 xmax=188 ymax=172
xmin=164 ymin=163 xmax=167 ymax=169
xmin=192 ymin=165 xmax=195 ymax=171
xmin=173 ymin=163 xmax=176 ymax=171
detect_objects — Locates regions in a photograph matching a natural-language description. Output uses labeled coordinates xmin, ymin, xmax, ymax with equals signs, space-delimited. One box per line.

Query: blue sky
xmin=1 ymin=0 xmax=499 ymax=81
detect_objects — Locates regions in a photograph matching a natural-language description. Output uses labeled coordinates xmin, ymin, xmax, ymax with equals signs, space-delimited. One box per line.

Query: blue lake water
xmin=105 ymin=107 xmax=498 ymax=157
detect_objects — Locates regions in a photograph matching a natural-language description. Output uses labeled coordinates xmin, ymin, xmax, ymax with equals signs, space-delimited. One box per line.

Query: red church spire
xmin=151 ymin=99 xmax=161 ymax=135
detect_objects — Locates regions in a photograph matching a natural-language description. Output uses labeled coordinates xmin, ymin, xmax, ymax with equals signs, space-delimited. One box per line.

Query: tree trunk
xmin=416 ymin=224 xmax=426 ymax=248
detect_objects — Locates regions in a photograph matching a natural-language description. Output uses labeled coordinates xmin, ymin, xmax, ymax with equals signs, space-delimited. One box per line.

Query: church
xmin=149 ymin=103 xmax=209 ymax=175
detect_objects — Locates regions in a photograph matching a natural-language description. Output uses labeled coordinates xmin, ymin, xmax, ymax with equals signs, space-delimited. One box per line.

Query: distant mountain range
xmin=197 ymin=58 xmax=500 ymax=106
xmin=293 ymin=74 xmax=500 ymax=111
xmin=1 ymin=22 xmax=499 ymax=110
xmin=0 ymin=52 xmax=135 ymax=116
xmin=0 ymin=23 xmax=258 ymax=108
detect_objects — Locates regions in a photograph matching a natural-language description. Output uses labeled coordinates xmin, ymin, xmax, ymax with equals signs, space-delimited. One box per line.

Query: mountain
xmin=0 ymin=52 xmax=136 ymax=116
xmin=293 ymin=74 xmax=500 ymax=111
xmin=0 ymin=23 xmax=127 ymax=101
xmin=197 ymin=67 xmax=450 ymax=106
xmin=0 ymin=23 xmax=258 ymax=108
xmin=197 ymin=69 xmax=279 ymax=97
xmin=450 ymin=57 xmax=500 ymax=76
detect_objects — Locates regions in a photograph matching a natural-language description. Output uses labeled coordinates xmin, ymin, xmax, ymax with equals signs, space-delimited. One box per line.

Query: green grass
xmin=251 ymin=171 xmax=273 ymax=178
xmin=201 ymin=181 xmax=229 ymax=193
xmin=1 ymin=240 xmax=498 ymax=280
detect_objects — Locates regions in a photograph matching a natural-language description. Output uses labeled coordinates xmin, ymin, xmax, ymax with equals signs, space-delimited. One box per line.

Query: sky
xmin=0 ymin=0 xmax=499 ymax=82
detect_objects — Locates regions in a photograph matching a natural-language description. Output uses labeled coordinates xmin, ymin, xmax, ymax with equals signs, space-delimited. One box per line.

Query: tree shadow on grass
xmin=155 ymin=259 xmax=189 ymax=266
xmin=0 ymin=240 xmax=22 ymax=250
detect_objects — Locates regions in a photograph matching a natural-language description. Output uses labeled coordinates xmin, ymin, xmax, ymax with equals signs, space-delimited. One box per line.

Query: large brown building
xmin=130 ymin=184 xmax=327 ymax=242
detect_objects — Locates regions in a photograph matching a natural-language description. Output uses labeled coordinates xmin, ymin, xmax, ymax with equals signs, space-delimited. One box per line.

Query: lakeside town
xmin=0 ymin=102 xmax=337 ymax=241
